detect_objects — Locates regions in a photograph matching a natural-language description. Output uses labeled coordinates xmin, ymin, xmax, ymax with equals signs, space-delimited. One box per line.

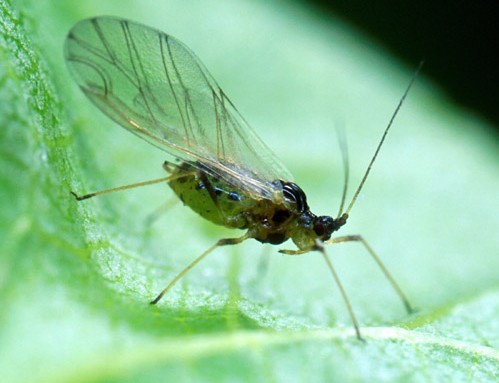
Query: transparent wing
xmin=64 ymin=16 xmax=293 ymax=199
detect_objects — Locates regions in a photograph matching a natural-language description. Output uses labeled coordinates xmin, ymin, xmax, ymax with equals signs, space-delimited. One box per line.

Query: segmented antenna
xmin=343 ymin=62 xmax=424 ymax=217
xmin=336 ymin=125 xmax=349 ymax=218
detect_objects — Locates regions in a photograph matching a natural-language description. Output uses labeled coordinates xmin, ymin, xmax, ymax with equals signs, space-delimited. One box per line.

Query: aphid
xmin=65 ymin=16 xmax=418 ymax=339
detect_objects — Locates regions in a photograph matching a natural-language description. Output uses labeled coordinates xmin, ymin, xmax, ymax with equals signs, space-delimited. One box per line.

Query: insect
xmin=65 ymin=16 xmax=418 ymax=339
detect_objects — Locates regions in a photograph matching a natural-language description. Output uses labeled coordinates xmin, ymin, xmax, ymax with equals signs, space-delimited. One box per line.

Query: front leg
xmin=326 ymin=234 xmax=414 ymax=314
xmin=279 ymin=248 xmax=313 ymax=255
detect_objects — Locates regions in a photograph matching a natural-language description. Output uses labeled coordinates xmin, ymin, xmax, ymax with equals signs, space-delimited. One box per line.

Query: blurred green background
xmin=1 ymin=1 xmax=498 ymax=382
xmin=312 ymin=1 xmax=499 ymax=132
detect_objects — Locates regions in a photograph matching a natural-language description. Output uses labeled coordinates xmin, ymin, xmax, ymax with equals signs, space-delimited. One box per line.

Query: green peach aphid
xmin=66 ymin=16 xmax=418 ymax=339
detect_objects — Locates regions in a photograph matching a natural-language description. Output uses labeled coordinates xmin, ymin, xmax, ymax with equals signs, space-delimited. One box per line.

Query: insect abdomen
xmin=167 ymin=164 xmax=256 ymax=229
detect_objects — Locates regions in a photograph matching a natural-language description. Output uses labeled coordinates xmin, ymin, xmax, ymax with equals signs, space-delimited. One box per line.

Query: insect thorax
xmin=167 ymin=162 xmax=339 ymax=250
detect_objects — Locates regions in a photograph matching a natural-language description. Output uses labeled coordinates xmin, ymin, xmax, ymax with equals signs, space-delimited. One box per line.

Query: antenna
xmin=335 ymin=124 xmax=349 ymax=218
xmin=344 ymin=61 xmax=424 ymax=217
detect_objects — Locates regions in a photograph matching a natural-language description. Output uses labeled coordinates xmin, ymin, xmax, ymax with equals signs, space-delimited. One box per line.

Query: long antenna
xmin=336 ymin=124 xmax=349 ymax=218
xmin=344 ymin=61 xmax=424 ymax=216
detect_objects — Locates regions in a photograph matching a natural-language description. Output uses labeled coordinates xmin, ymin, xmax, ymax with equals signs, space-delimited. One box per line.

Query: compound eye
xmin=313 ymin=216 xmax=335 ymax=239
xmin=313 ymin=222 xmax=326 ymax=236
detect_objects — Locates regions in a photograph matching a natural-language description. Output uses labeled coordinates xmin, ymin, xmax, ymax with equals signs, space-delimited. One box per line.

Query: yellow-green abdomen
xmin=167 ymin=164 xmax=258 ymax=229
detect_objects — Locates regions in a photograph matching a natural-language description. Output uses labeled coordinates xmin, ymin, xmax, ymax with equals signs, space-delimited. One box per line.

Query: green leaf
xmin=1 ymin=1 xmax=498 ymax=382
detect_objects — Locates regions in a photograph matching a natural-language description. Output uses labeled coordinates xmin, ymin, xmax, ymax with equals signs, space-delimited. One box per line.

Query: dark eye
xmin=313 ymin=216 xmax=335 ymax=239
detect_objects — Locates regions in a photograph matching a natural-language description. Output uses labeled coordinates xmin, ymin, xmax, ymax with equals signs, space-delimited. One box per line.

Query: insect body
xmin=167 ymin=161 xmax=340 ymax=247
xmin=65 ymin=16 xmax=417 ymax=339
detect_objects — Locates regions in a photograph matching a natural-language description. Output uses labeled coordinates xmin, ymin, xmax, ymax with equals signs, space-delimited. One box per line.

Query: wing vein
xmin=65 ymin=17 xmax=293 ymax=201
xmin=159 ymin=35 xmax=189 ymax=144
